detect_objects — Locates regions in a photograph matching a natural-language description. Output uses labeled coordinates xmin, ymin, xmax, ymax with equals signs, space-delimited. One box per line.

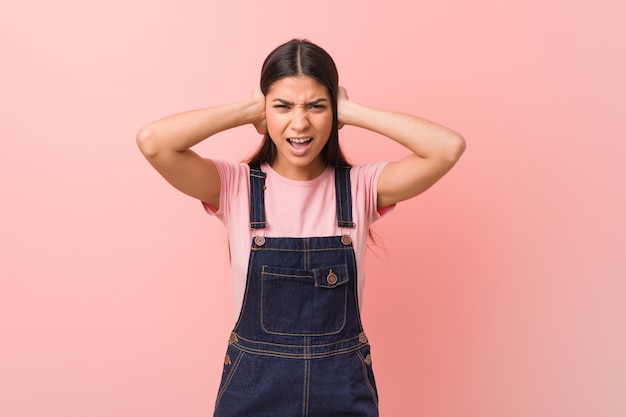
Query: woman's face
xmin=265 ymin=75 xmax=333 ymax=180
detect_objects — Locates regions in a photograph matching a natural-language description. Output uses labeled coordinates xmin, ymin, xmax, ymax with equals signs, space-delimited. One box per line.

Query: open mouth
xmin=286 ymin=137 xmax=313 ymax=156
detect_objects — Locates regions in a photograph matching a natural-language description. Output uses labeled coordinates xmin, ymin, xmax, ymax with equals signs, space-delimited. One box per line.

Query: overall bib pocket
xmin=261 ymin=264 xmax=349 ymax=335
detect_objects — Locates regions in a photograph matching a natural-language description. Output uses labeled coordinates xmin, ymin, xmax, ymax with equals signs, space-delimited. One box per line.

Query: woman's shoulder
xmin=210 ymin=159 xmax=251 ymax=182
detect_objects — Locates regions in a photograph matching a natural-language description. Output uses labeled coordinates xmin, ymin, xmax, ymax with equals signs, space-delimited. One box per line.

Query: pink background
xmin=2 ymin=1 xmax=624 ymax=416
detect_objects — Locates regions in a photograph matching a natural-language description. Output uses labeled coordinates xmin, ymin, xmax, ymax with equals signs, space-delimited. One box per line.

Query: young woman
xmin=137 ymin=39 xmax=465 ymax=417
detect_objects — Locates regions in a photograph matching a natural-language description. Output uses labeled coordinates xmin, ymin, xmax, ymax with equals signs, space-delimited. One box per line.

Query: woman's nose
xmin=290 ymin=110 xmax=310 ymax=131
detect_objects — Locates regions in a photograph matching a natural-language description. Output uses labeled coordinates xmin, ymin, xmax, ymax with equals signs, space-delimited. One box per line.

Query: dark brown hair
xmin=247 ymin=39 xmax=350 ymax=167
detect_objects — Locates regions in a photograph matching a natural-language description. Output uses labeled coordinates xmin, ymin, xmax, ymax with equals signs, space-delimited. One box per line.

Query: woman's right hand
xmin=252 ymin=87 xmax=267 ymax=135
xmin=337 ymin=86 xmax=351 ymax=130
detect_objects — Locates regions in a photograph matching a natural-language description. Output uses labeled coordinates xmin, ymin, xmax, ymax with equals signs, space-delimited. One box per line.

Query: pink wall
xmin=2 ymin=1 xmax=624 ymax=416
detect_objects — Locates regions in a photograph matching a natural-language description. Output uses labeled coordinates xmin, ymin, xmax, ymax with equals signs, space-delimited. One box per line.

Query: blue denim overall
xmin=214 ymin=166 xmax=379 ymax=417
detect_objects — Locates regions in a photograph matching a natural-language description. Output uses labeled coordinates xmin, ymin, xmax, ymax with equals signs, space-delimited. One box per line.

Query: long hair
xmin=247 ymin=39 xmax=350 ymax=167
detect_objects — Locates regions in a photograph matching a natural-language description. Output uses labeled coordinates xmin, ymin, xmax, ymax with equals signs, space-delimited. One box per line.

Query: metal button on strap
xmin=224 ymin=354 xmax=232 ymax=365
xmin=254 ymin=236 xmax=266 ymax=246
xmin=359 ymin=332 xmax=368 ymax=344
xmin=341 ymin=235 xmax=352 ymax=245
xmin=364 ymin=354 xmax=372 ymax=365
xmin=326 ymin=269 xmax=338 ymax=285
xmin=229 ymin=332 xmax=239 ymax=344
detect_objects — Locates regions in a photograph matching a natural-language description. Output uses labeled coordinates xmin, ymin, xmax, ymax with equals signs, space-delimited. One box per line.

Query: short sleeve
xmin=350 ymin=161 xmax=395 ymax=224
xmin=201 ymin=160 xmax=250 ymax=224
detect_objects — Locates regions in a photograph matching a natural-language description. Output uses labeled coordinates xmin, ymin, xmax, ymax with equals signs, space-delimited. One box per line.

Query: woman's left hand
xmin=334 ymin=85 xmax=466 ymax=208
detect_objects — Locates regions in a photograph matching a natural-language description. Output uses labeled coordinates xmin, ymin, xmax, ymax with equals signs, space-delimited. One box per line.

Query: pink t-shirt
xmin=203 ymin=160 xmax=394 ymax=318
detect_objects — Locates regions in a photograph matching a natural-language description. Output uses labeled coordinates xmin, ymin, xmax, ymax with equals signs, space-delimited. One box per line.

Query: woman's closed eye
xmin=307 ymin=103 xmax=327 ymax=111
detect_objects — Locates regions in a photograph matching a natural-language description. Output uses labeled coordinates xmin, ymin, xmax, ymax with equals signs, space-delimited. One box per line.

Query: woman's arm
xmin=337 ymin=87 xmax=465 ymax=208
xmin=136 ymin=92 xmax=265 ymax=208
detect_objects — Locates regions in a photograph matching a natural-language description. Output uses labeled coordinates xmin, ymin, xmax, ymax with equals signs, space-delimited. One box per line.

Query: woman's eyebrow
xmin=307 ymin=98 xmax=328 ymax=106
xmin=272 ymin=98 xmax=328 ymax=106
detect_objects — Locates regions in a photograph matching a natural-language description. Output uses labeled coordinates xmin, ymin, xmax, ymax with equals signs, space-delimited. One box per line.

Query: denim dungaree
xmin=214 ymin=166 xmax=379 ymax=417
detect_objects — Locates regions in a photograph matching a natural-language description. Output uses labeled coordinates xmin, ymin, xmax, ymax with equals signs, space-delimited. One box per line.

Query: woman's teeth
xmin=288 ymin=137 xmax=312 ymax=144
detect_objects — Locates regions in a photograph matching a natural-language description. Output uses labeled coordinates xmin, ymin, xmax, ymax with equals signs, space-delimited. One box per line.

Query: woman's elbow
xmin=136 ymin=126 xmax=160 ymax=159
xmin=440 ymin=131 xmax=466 ymax=165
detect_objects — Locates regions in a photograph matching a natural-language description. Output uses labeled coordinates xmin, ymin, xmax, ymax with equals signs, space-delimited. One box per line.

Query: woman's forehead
xmin=266 ymin=76 xmax=329 ymax=100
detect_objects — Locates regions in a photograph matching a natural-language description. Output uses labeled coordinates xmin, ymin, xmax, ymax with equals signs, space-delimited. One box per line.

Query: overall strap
xmin=334 ymin=166 xmax=356 ymax=229
xmin=248 ymin=165 xmax=355 ymax=230
xmin=248 ymin=165 xmax=268 ymax=229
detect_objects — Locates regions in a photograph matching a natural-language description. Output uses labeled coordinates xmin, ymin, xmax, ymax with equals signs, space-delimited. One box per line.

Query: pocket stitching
xmin=356 ymin=349 xmax=379 ymax=407
xmin=215 ymin=348 xmax=245 ymax=408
